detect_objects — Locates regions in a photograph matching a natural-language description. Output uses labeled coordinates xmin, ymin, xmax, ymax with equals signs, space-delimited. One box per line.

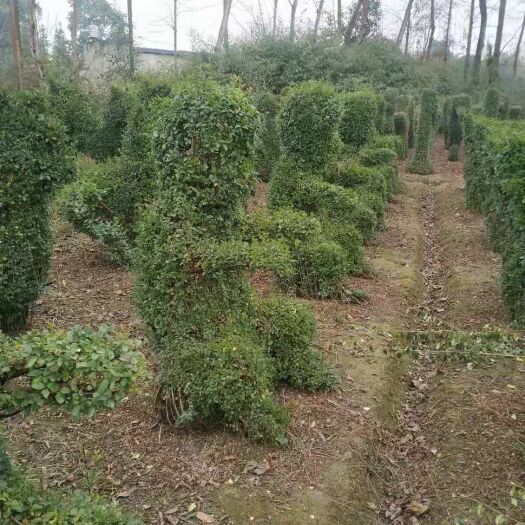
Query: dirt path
xmin=5 ymin=139 xmax=524 ymax=525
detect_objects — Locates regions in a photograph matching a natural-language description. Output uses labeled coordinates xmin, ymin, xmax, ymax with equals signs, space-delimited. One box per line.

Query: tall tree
xmin=444 ymin=0 xmax=453 ymax=62
xmin=69 ymin=0 xmax=78 ymax=70
xmin=404 ymin=3 xmax=411 ymax=53
xmin=289 ymin=0 xmax=299 ymax=40
xmin=337 ymin=0 xmax=342 ymax=33
xmin=343 ymin=0 xmax=363 ymax=44
xmin=313 ymin=0 xmax=325 ymax=39
xmin=27 ymin=0 xmax=44 ymax=81
xmin=492 ymin=0 xmax=507 ymax=80
xmin=8 ymin=0 xmax=23 ymax=89
xmin=215 ymin=0 xmax=232 ymax=51
xmin=472 ymin=0 xmax=487 ymax=84
xmin=272 ymin=0 xmax=278 ymax=36
xmin=396 ymin=0 xmax=414 ymax=47
xmin=425 ymin=0 xmax=435 ymax=59
xmin=359 ymin=0 xmax=369 ymax=41
xmin=513 ymin=12 xmax=525 ymax=82
xmin=127 ymin=0 xmax=133 ymax=74
xmin=173 ymin=0 xmax=177 ymax=52
xmin=464 ymin=0 xmax=475 ymax=79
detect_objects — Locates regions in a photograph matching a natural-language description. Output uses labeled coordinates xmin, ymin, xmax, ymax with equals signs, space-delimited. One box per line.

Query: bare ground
xmin=5 ymin=139 xmax=524 ymax=525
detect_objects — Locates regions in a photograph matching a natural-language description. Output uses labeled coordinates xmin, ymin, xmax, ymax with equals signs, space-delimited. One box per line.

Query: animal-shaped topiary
xmin=134 ymin=81 xmax=337 ymax=443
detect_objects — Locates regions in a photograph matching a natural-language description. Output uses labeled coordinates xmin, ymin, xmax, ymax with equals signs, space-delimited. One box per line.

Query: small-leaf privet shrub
xmin=408 ymin=89 xmax=437 ymax=175
xmin=408 ymin=98 xmax=416 ymax=148
xmin=0 ymin=90 xmax=75 ymax=333
xmin=393 ymin=111 xmax=409 ymax=158
xmin=253 ymin=90 xmax=281 ymax=181
xmin=483 ymin=87 xmax=500 ymax=117
xmin=375 ymin=95 xmax=388 ymax=133
xmin=277 ymin=81 xmax=341 ymax=168
xmin=463 ymin=114 xmax=525 ymax=325
xmin=447 ymin=94 xmax=470 ymax=161
xmin=339 ymin=91 xmax=377 ymax=150
xmin=57 ymin=78 xmax=168 ymax=265
xmin=509 ymin=105 xmax=523 ymax=119
xmin=134 ymin=81 xmax=336 ymax=441
xmin=0 ymin=327 xmax=144 ymax=524
xmin=371 ymin=134 xmax=403 ymax=158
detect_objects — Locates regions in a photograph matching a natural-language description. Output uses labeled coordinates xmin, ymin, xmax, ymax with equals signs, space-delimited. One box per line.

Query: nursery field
xmin=4 ymin=137 xmax=524 ymax=524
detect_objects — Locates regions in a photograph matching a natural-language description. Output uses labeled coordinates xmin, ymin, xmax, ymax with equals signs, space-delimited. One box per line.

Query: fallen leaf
xmin=188 ymin=502 xmax=197 ymax=512
xmin=196 ymin=511 xmax=215 ymax=523
xmin=408 ymin=501 xmax=430 ymax=516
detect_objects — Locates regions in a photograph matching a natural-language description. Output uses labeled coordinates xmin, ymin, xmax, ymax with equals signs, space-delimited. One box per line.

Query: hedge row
xmin=463 ymin=114 xmax=525 ymax=325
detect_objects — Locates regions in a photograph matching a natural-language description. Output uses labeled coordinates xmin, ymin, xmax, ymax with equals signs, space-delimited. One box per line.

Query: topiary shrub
xmin=407 ymin=98 xmax=416 ymax=149
xmin=134 ymin=81 xmax=335 ymax=441
xmin=277 ymin=81 xmax=341 ymax=169
xmin=371 ymin=134 xmax=403 ymax=158
xmin=483 ymin=87 xmax=500 ymax=117
xmin=0 ymin=90 xmax=75 ymax=333
xmin=375 ymin=95 xmax=388 ymax=133
xmin=509 ymin=105 xmax=523 ymax=120
xmin=359 ymin=146 xmax=397 ymax=167
xmin=255 ymin=296 xmax=338 ymax=390
xmin=446 ymin=94 xmax=470 ymax=161
xmin=253 ymin=90 xmax=281 ymax=181
xmin=393 ymin=111 xmax=409 ymax=158
xmin=408 ymin=89 xmax=437 ymax=175
xmin=339 ymin=91 xmax=377 ymax=151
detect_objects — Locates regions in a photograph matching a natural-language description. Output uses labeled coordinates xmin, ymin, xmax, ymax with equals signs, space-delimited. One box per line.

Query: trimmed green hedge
xmin=393 ymin=112 xmax=409 ymax=158
xmin=483 ymin=87 xmax=500 ymax=118
xmin=463 ymin=114 xmax=525 ymax=325
xmin=408 ymin=89 xmax=437 ymax=175
xmin=0 ymin=90 xmax=75 ymax=333
xmin=339 ymin=91 xmax=377 ymax=151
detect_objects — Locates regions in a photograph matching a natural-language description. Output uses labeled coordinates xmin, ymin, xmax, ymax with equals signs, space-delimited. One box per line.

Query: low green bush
xmin=408 ymin=98 xmax=416 ymax=148
xmin=339 ymin=91 xmax=377 ymax=150
xmin=358 ymin=146 xmax=397 ymax=167
xmin=371 ymin=134 xmax=403 ymax=158
xmin=277 ymin=81 xmax=340 ymax=169
xmin=408 ymin=89 xmax=437 ymax=175
xmin=0 ymin=89 xmax=74 ymax=333
xmin=448 ymin=143 xmax=460 ymax=161
xmin=393 ymin=112 xmax=409 ymax=158
xmin=255 ymin=296 xmax=338 ymax=390
xmin=463 ymin=114 xmax=525 ymax=325
xmin=483 ymin=87 xmax=500 ymax=117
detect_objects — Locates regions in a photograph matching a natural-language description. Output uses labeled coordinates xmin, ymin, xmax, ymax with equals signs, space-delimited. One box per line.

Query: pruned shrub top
xmin=340 ymin=91 xmax=378 ymax=150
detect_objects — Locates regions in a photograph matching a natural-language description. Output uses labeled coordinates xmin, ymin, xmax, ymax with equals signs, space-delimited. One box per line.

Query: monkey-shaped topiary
xmin=134 ymin=81 xmax=336 ymax=443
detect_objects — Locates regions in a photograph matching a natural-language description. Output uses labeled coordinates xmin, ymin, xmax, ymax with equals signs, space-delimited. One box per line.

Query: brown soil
xmin=5 ymin=139 xmax=524 ymax=525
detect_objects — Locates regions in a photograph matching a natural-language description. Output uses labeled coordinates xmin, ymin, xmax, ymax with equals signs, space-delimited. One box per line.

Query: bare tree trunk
xmin=215 ymin=0 xmax=233 ymax=51
xmin=337 ymin=0 xmax=342 ymax=33
xmin=27 ymin=0 xmax=44 ymax=81
xmin=343 ymin=0 xmax=363 ymax=44
xmin=70 ymin=0 xmax=78 ymax=71
xmin=404 ymin=5 xmax=411 ymax=53
xmin=173 ymin=0 xmax=177 ymax=52
xmin=493 ymin=0 xmax=507 ymax=78
xmin=396 ymin=0 xmax=414 ymax=47
xmin=8 ymin=0 xmax=23 ymax=90
xmin=127 ymin=0 xmax=134 ymax=74
xmin=472 ymin=0 xmax=487 ymax=84
xmin=359 ymin=0 xmax=369 ymax=42
xmin=272 ymin=0 xmax=278 ymax=36
xmin=313 ymin=0 xmax=325 ymax=39
xmin=425 ymin=0 xmax=435 ymax=59
xmin=513 ymin=12 xmax=525 ymax=81
xmin=464 ymin=0 xmax=475 ymax=79
xmin=444 ymin=0 xmax=453 ymax=62
xmin=289 ymin=0 xmax=299 ymax=40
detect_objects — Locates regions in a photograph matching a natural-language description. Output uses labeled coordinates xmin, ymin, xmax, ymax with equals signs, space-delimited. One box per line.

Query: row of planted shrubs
xmin=463 ymin=114 xmax=525 ymax=325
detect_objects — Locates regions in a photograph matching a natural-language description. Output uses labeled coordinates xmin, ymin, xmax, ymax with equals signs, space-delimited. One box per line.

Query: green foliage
xmin=393 ymin=112 xmax=409 ymax=158
xmin=255 ymin=296 xmax=338 ymax=390
xmin=46 ymin=75 xmax=100 ymax=154
xmin=371 ymin=134 xmax=403 ymax=159
xmin=446 ymin=94 xmax=470 ymax=160
xmin=483 ymin=87 xmax=500 ymax=118
xmin=358 ymin=146 xmax=397 ymax=167
xmin=277 ymin=81 xmax=341 ymax=168
xmin=407 ymin=98 xmax=416 ymax=148
xmin=253 ymin=90 xmax=281 ymax=181
xmin=509 ymin=106 xmax=523 ymax=120
xmin=134 ymin=81 xmax=335 ymax=441
xmin=463 ymin=114 xmax=525 ymax=325
xmin=448 ymin=143 xmax=460 ymax=161
xmin=339 ymin=91 xmax=377 ymax=150
xmin=408 ymin=89 xmax=437 ymax=175
xmin=0 ymin=468 xmax=143 ymax=524
xmin=0 ymin=90 xmax=75 ymax=333
xmin=0 ymin=326 xmax=143 ymax=419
